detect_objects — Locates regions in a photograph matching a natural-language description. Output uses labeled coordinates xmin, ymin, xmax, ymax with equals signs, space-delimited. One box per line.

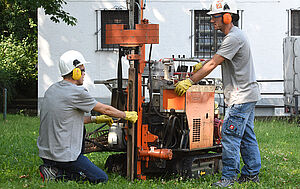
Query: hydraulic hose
xmin=148 ymin=44 xmax=153 ymax=113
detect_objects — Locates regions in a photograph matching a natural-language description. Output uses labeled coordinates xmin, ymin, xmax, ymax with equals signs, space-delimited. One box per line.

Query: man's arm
xmin=174 ymin=54 xmax=225 ymax=96
xmin=84 ymin=116 xmax=92 ymax=124
xmin=91 ymin=102 xmax=138 ymax=124
xmin=92 ymin=102 xmax=126 ymax=119
xmin=83 ymin=102 xmax=127 ymax=125
xmin=190 ymin=54 xmax=225 ymax=83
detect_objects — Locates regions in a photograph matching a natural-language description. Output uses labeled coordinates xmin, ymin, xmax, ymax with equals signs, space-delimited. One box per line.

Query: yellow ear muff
xmin=72 ymin=68 xmax=82 ymax=80
xmin=223 ymin=13 xmax=232 ymax=25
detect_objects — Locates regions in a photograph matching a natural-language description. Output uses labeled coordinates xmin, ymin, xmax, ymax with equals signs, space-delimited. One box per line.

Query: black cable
xmin=165 ymin=116 xmax=175 ymax=148
xmin=161 ymin=115 xmax=172 ymax=147
xmin=87 ymin=123 xmax=107 ymax=136
xmin=145 ymin=44 xmax=154 ymax=132
xmin=163 ymin=115 xmax=181 ymax=148
xmin=148 ymin=44 xmax=153 ymax=113
xmin=169 ymin=116 xmax=180 ymax=148
xmin=85 ymin=138 xmax=109 ymax=151
xmin=117 ymin=46 xmax=125 ymax=110
xmin=122 ymin=128 xmax=127 ymax=148
xmin=153 ymin=106 xmax=168 ymax=118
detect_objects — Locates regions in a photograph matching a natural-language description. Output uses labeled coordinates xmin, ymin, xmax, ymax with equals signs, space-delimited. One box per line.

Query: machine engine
xmin=86 ymin=57 xmax=223 ymax=179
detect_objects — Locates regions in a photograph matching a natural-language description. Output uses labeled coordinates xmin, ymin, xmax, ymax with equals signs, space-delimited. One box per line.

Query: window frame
xmin=288 ymin=9 xmax=300 ymax=36
xmin=191 ymin=9 xmax=242 ymax=59
xmin=95 ymin=9 xmax=129 ymax=51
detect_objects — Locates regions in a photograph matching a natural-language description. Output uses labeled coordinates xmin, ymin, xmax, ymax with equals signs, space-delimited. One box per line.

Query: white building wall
xmin=38 ymin=0 xmax=300 ymax=115
xmin=38 ymin=0 xmax=129 ymax=108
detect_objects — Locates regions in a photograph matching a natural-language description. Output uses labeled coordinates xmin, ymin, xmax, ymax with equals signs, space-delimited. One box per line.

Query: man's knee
xmin=91 ymin=173 xmax=108 ymax=184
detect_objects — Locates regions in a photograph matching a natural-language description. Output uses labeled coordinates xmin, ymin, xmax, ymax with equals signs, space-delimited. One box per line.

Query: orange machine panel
xmin=106 ymin=24 xmax=159 ymax=45
xmin=162 ymin=89 xmax=185 ymax=112
xmin=186 ymin=85 xmax=215 ymax=149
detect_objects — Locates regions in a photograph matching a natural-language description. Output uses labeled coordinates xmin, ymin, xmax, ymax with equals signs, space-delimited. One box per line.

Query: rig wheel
xmin=105 ymin=153 xmax=127 ymax=176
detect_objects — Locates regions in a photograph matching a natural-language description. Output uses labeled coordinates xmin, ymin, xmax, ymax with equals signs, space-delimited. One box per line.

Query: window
xmin=193 ymin=10 xmax=240 ymax=58
xmin=291 ymin=10 xmax=300 ymax=36
xmin=95 ymin=10 xmax=129 ymax=51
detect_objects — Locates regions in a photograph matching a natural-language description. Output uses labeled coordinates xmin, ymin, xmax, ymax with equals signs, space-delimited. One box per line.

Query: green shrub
xmin=0 ymin=34 xmax=37 ymax=100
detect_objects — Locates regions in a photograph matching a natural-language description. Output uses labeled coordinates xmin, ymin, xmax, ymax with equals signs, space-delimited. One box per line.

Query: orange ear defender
xmin=223 ymin=13 xmax=232 ymax=24
xmin=72 ymin=68 xmax=82 ymax=80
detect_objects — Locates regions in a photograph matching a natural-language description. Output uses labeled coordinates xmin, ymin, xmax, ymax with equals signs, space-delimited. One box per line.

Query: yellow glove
xmin=193 ymin=62 xmax=203 ymax=73
xmin=94 ymin=115 xmax=113 ymax=126
xmin=174 ymin=78 xmax=194 ymax=96
xmin=124 ymin=111 xmax=138 ymax=123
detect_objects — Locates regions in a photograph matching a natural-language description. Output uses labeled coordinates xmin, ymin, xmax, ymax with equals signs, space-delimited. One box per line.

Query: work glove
xmin=124 ymin=111 xmax=138 ymax=123
xmin=92 ymin=115 xmax=114 ymax=126
xmin=193 ymin=62 xmax=203 ymax=73
xmin=174 ymin=78 xmax=194 ymax=96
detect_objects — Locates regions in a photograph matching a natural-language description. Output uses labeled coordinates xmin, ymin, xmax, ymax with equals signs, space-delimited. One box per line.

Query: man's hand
xmin=94 ymin=115 xmax=113 ymax=126
xmin=174 ymin=78 xmax=194 ymax=96
xmin=124 ymin=111 xmax=138 ymax=123
xmin=193 ymin=62 xmax=203 ymax=73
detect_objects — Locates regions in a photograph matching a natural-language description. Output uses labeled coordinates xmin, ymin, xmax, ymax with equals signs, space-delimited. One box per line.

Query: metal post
xmin=3 ymin=88 xmax=7 ymax=120
xmin=129 ymin=0 xmax=135 ymax=29
xmin=295 ymin=95 xmax=298 ymax=117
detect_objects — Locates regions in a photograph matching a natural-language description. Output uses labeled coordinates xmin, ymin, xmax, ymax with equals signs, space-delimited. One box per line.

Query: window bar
xmin=287 ymin=9 xmax=290 ymax=37
xmin=194 ymin=11 xmax=198 ymax=57
xmin=203 ymin=14 xmax=205 ymax=58
xmin=191 ymin=10 xmax=193 ymax=58
xmin=240 ymin=10 xmax=244 ymax=30
xmin=203 ymin=12 xmax=205 ymax=58
xmin=96 ymin=10 xmax=99 ymax=51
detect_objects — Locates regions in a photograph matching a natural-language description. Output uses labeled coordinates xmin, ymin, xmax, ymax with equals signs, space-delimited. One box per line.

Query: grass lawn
xmin=0 ymin=114 xmax=299 ymax=188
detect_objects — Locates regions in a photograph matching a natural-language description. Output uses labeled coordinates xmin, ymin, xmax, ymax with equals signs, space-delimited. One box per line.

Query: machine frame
xmin=86 ymin=0 xmax=223 ymax=180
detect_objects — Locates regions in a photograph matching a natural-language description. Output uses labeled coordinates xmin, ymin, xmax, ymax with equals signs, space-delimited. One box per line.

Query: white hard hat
xmin=207 ymin=0 xmax=238 ymax=15
xmin=58 ymin=50 xmax=90 ymax=76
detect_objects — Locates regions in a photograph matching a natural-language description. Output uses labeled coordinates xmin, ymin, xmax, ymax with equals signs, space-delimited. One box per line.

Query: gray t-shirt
xmin=217 ymin=26 xmax=261 ymax=106
xmin=37 ymin=80 xmax=97 ymax=162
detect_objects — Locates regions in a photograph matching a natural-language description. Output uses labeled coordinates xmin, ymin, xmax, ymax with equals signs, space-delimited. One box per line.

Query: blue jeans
xmin=221 ymin=102 xmax=261 ymax=179
xmin=42 ymin=154 xmax=108 ymax=183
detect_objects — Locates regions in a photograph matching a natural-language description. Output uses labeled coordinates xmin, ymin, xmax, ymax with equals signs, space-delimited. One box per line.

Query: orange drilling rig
xmin=85 ymin=0 xmax=223 ymax=180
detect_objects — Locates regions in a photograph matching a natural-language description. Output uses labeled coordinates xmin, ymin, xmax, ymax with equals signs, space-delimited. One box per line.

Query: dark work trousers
xmin=42 ymin=126 xmax=108 ymax=183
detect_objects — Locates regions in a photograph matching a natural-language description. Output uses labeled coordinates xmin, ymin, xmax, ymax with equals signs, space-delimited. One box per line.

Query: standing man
xmin=175 ymin=0 xmax=261 ymax=187
xmin=37 ymin=50 xmax=138 ymax=183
